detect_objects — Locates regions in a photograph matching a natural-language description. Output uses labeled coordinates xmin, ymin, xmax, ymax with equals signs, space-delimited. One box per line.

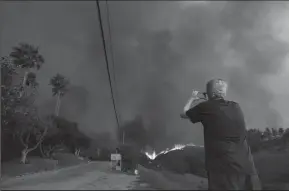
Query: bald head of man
xmin=206 ymin=79 xmax=228 ymax=100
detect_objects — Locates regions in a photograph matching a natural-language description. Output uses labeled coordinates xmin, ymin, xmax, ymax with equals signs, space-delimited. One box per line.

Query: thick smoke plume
xmin=107 ymin=1 xmax=289 ymax=147
xmin=1 ymin=1 xmax=289 ymax=148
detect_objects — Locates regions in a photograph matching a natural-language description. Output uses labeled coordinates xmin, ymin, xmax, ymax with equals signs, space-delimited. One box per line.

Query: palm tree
xmin=49 ymin=74 xmax=69 ymax=116
xmin=9 ymin=43 xmax=44 ymax=96
xmin=1 ymin=56 xmax=16 ymax=87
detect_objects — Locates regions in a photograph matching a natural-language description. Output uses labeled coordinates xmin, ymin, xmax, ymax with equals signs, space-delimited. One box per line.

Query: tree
xmin=1 ymin=56 xmax=16 ymax=87
xmin=9 ymin=43 xmax=44 ymax=97
xmin=39 ymin=123 xmax=64 ymax=158
xmin=14 ymin=110 xmax=54 ymax=164
xmin=1 ymin=56 xmax=18 ymax=131
xmin=1 ymin=55 xmax=39 ymax=139
xmin=1 ymin=57 xmax=23 ymax=162
xmin=1 ymin=44 xmax=48 ymax=163
xmin=278 ymin=127 xmax=285 ymax=136
xmin=49 ymin=74 xmax=69 ymax=116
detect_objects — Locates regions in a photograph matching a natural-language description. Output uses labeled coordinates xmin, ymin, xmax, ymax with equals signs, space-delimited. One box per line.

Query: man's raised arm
xmin=180 ymin=90 xmax=205 ymax=119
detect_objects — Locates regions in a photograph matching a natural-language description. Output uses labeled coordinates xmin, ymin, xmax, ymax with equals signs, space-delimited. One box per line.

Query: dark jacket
xmin=186 ymin=98 xmax=257 ymax=175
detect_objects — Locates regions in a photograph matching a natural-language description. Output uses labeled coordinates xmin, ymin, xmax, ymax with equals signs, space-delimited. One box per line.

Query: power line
xmin=96 ymin=0 xmax=120 ymax=130
xmin=105 ymin=0 xmax=121 ymax=124
xmin=104 ymin=1 xmax=124 ymax=143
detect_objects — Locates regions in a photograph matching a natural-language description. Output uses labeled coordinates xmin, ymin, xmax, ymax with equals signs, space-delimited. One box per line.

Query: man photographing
xmin=181 ymin=79 xmax=261 ymax=190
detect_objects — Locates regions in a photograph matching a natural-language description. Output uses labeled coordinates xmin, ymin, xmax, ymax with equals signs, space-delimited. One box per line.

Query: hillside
xmin=142 ymin=140 xmax=289 ymax=190
xmin=153 ymin=146 xmax=206 ymax=177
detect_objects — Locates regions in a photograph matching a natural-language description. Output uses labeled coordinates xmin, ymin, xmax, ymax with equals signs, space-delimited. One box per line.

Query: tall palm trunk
xmin=54 ymin=92 xmax=61 ymax=116
xmin=20 ymin=71 xmax=28 ymax=97
xmin=57 ymin=94 xmax=62 ymax=116
xmin=54 ymin=94 xmax=59 ymax=116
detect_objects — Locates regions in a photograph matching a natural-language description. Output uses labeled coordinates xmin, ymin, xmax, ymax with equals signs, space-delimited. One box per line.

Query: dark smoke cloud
xmin=38 ymin=85 xmax=89 ymax=119
xmin=60 ymin=85 xmax=89 ymax=119
xmin=106 ymin=1 xmax=289 ymax=146
xmin=1 ymin=1 xmax=289 ymax=148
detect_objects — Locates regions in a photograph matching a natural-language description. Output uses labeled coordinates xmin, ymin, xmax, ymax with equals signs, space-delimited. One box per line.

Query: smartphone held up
xmin=192 ymin=90 xmax=208 ymax=100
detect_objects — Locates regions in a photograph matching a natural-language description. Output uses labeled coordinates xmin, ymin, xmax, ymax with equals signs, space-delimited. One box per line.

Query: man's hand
xmin=181 ymin=90 xmax=207 ymax=120
xmin=191 ymin=90 xmax=200 ymax=98
xmin=192 ymin=90 xmax=208 ymax=100
xmin=181 ymin=90 xmax=201 ymax=119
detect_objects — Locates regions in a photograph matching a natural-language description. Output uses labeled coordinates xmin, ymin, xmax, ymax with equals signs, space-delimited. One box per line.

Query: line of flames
xmin=144 ymin=143 xmax=203 ymax=160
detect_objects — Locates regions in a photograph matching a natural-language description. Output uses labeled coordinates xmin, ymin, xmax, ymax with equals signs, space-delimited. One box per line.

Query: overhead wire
xmin=105 ymin=0 xmax=118 ymax=98
xmin=104 ymin=0 xmax=121 ymax=125
xmin=95 ymin=0 xmax=120 ymax=131
xmin=104 ymin=0 xmax=124 ymax=143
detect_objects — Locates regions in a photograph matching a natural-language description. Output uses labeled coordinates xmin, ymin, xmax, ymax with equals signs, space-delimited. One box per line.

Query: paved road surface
xmin=1 ymin=162 xmax=138 ymax=190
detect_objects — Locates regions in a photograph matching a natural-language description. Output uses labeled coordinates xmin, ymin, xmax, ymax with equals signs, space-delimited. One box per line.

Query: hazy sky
xmin=1 ymin=1 xmax=289 ymax=147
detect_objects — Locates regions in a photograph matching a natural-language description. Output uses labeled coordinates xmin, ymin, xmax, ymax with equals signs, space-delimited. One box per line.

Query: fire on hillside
xmin=144 ymin=143 xmax=204 ymax=160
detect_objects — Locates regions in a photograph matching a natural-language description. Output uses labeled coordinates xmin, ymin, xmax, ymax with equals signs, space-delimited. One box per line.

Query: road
xmin=1 ymin=162 xmax=138 ymax=190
